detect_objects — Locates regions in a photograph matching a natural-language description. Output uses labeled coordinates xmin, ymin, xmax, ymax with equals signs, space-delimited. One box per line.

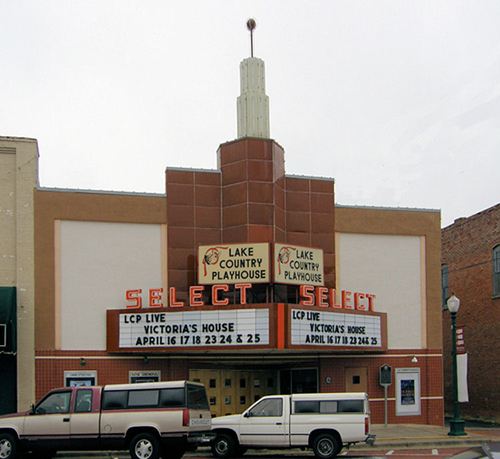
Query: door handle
xmin=276 ymin=422 xmax=282 ymax=425
xmin=63 ymin=418 xmax=70 ymax=422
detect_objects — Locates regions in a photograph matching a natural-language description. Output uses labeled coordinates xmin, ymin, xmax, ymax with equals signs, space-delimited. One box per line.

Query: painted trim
xmin=54 ymin=220 xmax=61 ymax=350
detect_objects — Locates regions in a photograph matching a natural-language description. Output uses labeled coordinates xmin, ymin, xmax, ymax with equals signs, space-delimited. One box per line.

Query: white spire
xmin=237 ymin=57 xmax=270 ymax=139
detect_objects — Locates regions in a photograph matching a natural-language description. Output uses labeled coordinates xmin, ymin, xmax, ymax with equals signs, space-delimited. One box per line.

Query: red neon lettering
xmin=299 ymin=285 xmax=315 ymax=306
xmin=189 ymin=286 xmax=204 ymax=306
xmin=342 ymin=290 xmax=354 ymax=309
xmin=235 ymin=283 xmax=251 ymax=305
xmin=126 ymin=289 xmax=142 ymax=309
xmin=366 ymin=293 xmax=375 ymax=311
xmin=354 ymin=292 xmax=368 ymax=311
xmin=316 ymin=287 xmax=329 ymax=307
xmin=212 ymin=284 xmax=229 ymax=306
xmin=169 ymin=287 xmax=185 ymax=307
xmin=329 ymin=288 xmax=342 ymax=308
xmin=149 ymin=288 xmax=163 ymax=308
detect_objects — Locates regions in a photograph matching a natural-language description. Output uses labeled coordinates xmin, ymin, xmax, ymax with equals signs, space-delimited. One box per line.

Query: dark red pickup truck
xmin=0 ymin=380 xmax=213 ymax=459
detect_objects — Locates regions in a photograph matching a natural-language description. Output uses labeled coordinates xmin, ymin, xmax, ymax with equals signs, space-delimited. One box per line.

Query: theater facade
xmin=33 ymin=55 xmax=443 ymax=425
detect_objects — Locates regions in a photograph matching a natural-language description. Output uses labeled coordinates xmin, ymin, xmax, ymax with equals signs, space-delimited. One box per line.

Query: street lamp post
xmin=447 ymin=294 xmax=466 ymax=436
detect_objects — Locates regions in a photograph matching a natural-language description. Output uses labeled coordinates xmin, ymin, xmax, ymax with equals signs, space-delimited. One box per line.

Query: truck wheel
xmin=312 ymin=433 xmax=341 ymax=459
xmin=211 ymin=433 xmax=237 ymax=458
xmin=130 ymin=432 xmax=160 ymax=459
xmin=0 ymin=433 xmax=17 ymax=459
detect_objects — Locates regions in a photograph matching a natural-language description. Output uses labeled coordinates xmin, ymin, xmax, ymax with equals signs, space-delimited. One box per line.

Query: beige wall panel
xmin=335 ymin=206 xmax=442 ymax=350
xmin=35 ymin=190 xmax=167 ymax=350
xmin=337 ymin=233 xmax=422 ymax=349
xmin=59 ymin=221 xmax=163 ymax=350
xmin=0 ymin=154 xmax=16 ymax=284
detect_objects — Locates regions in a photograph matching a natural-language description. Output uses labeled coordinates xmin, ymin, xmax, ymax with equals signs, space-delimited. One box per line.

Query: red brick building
xmin=441 ymin=203 xmax=500 ymax=422
xmin=29 ymin=54 xmax=444 ymax=425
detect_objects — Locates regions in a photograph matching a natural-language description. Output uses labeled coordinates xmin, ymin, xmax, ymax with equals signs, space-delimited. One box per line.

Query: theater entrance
xmin=189 ymin=367 xmax=318 ymax=417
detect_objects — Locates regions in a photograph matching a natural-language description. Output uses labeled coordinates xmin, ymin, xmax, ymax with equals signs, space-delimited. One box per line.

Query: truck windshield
xmin=187 ymin=384 xmax=209 ymax=410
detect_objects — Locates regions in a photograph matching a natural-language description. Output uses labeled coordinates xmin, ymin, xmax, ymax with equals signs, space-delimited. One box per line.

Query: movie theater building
xmin=34 ymin=55 xmax=443 ymax=425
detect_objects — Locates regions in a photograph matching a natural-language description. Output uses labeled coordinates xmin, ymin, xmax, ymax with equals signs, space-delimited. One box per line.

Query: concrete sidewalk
xmin=356 ymin=423 xmax=500 ymax=449
xmin=53 ymin=423 xmax=500 ymax=457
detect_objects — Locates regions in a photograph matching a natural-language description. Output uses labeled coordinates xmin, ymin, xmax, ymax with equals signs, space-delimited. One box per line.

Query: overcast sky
xmin=1 ymin=1 xmax=499 ymax=227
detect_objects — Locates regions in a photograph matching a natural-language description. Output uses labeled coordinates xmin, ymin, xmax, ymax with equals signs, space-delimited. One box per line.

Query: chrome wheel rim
xmin=135 ymin=438 xmax=153 ymax=459
xmin=318 ymin=437 xmax=334 ymax=456
xmin=0 ymin=439 xmax=12 ymax=459
xmin=215 ymin=438 xmax=229 ymax=455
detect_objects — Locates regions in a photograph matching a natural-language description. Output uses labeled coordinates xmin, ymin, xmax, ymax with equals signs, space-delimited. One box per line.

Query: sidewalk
xmin=54 ymin=424 xmax=500 ymax=457
xmin=355 ymin=423 xmax=500 ymax=449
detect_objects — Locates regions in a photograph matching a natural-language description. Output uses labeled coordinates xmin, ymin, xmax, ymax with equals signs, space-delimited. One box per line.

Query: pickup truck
xmin=211 ymin=392 xmax=374 ymax=459
xmin=0 ymin=380 xmax=213 ymax=459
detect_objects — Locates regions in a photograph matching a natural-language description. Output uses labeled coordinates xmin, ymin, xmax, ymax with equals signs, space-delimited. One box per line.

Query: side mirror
xmin=29 ymin=404 xmax=35 ymax=415
xmin=243 ymin=411 xmax=251 ymax=418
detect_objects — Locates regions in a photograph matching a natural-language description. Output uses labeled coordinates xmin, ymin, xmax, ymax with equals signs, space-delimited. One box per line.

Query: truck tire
xmin=130 ymin=432 xmax=161 ymax=459
xmin=211 ymin=432 xmax=237 ymax=458
xmin=312 ymin=433 xmax=341 ymax=459
xmin=0 ymin=433 xmax=17 ymax=459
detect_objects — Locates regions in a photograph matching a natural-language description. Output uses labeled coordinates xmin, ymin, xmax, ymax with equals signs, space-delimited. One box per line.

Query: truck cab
xmin=211 ymin=392 xmax=373 ymax=459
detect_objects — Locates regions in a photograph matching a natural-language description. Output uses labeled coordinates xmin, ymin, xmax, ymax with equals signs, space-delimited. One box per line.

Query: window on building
xmin=494 ymin=246 xmax=500 ymax=297
xmin=441 ymin=265 xmax=449 ymax=308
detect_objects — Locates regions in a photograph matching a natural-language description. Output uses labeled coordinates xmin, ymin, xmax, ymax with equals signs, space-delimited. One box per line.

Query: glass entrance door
xmin=279 ymin=368 xmax=318 ymax=394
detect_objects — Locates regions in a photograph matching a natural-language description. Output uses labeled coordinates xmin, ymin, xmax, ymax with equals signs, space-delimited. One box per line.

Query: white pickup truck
xmin=211 ymin=392 xmax=374 ymax=459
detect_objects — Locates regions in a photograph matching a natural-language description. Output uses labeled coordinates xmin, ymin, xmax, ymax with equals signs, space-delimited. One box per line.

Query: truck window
xmin=102 ymin=390 xmax=127 ymax=410
xmin=75 ymin=389 xmax=93 ymax=413
xmin=338 ymin=400 xmax=363 ymax=413
xmin=294 ymin=400 xmax=319 ymax=413
xmin=294 ymin=399 xmax=364 ymax=414
xmin=128 ymin=389 xmax=159 ymax=408
xmin=36 ymin=391 xmax=71 ymax=414
xmin=248 ymin=398 xmax=282 ymax=417
xmin=160 ymin=388 xmax=185 ymax=408
xmin=187 ymin=384 xmax=209 ymax=410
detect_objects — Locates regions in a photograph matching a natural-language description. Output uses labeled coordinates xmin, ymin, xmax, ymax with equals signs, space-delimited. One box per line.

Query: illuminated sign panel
xmin=290 ymin=308 xmax=382 ymax=349
xmin=118 ymin=309 xmax=269 ymax=349
xmin=274 ymin=243 xmax=324 ymax=286
xmin=198 ymin=243 xmax=270 ymax=285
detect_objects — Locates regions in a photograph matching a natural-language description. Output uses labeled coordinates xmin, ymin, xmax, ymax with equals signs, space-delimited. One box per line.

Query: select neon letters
xmin=126 ymin=283 xmax=375 ymax=311
xmin=126 ymin=283 xmax=251 ymax=309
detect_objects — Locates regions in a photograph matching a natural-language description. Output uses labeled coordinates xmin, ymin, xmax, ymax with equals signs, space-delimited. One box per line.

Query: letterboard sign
xmin=291 ymin=308 xmax=383 ymax=349
xmin=118 ymin=309 xmax=269 ymax=349
xmin=198 ymin=243 xmax=270 ymax=285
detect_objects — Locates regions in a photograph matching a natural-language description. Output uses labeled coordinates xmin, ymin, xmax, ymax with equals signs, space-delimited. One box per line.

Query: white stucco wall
xmin=336 ymin=233 xmax=424 ymax=349
xmin=58 ymin=221 xmax=164 ymax=350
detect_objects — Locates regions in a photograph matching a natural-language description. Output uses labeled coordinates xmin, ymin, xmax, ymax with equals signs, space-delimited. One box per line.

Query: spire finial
xmin=246 ymin=18 xmax=256 ymax=57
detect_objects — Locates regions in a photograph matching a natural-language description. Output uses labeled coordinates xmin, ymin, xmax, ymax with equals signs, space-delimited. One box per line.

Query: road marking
xmin=386 ymin=450 xmax=394 ymax=455
xmin=432 ymin=449 xmax=439 ymax=455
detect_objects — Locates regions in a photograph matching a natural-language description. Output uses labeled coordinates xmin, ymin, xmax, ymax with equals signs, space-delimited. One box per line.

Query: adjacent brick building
xmin=441 ymin=203 xmax=500 ymax=422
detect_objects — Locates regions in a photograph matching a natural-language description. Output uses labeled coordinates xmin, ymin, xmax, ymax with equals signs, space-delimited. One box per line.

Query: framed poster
xmin=395 ymin=368 xmax=421 ymax=416
xmin=64 ymin=371 xmax=97 ymax=387
xmin=129 ymin=370 xmax=161 ymax=383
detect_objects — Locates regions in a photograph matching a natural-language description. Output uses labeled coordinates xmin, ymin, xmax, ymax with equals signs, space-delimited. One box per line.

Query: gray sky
xmin=1 ymin=0 xmax=499 ymax=227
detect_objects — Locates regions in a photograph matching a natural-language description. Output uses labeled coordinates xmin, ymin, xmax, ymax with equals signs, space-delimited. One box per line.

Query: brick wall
xmin=320 ymin=352 xmax=444 ymax=425
xmin=442 ymin=203 xmax=500 ymax=422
